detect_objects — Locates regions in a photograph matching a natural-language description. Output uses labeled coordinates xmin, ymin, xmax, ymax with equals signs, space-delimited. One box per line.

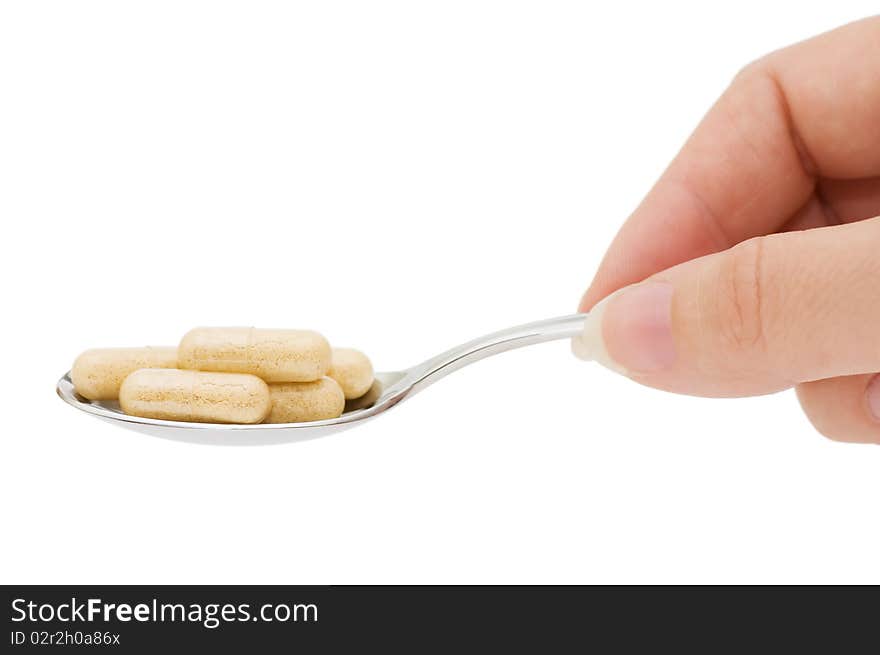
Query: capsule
xmin=328 ymin=348 xmax=374 ymax=399
xmin=267 ymin=377 xmax=345 ymax=423
xmin=71 ymin=347 xmax=178 ymax=400
xmin=179 ymin=327 xmax=331 ymax=383
xmin=119 ymin=368 xmax=271 ymax=424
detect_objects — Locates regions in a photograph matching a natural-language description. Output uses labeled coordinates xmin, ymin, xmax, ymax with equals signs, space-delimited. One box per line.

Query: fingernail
xmin=572 ymin=282 xmax=675 ymax=375
xmin=867 ymin=375 xmax=880 ymax=422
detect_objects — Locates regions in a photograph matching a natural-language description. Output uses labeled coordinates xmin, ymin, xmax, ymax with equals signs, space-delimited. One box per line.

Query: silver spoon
xmin=56 ymin=314 xmax=587 ymax=446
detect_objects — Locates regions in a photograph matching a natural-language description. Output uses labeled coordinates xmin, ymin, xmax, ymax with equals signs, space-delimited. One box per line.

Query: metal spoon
xmin=56 ymin=314 xmax=587 ymax=446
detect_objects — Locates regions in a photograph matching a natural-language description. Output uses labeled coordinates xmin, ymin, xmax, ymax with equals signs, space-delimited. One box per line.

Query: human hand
xmin=573 ymin=17 xmax=880 ymax=443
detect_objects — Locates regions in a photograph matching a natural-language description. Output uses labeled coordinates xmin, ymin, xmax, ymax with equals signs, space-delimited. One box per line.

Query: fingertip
xmin=577 ymin=288 xmax=598 ymax=313
xmin=797 ymin=376 xmax=880 ymax=444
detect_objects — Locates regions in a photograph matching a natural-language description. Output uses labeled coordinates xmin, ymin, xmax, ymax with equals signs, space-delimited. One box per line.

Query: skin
xmin=578 ymin=16 xmax=880 ymax=443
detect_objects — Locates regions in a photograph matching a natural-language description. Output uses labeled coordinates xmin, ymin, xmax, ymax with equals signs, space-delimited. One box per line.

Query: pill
xmin=119 ymin=368 xmax=271 ymax=424
xmin=179 ymin=327 xmax=331 ymax=383
xmin=266 ymin=377 xmax=345 ymax=423
xmin=328 ymin=348 xmax=374 ymax=399
xmin=71 ymin=347 xmax=178 ymax=400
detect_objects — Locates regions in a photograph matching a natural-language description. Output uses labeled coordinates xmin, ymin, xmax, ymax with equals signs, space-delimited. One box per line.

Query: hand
xmin=573 ymin=16 xmax=880 ymax=443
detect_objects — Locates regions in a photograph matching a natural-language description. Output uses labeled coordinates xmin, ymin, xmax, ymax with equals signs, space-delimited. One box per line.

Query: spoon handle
xmin=403 ymin=313 xmax=587 ymax=395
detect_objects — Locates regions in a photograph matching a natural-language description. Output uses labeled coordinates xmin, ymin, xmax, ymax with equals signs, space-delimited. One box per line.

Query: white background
xmin=1 ymin=1 xmax=878 ymax=584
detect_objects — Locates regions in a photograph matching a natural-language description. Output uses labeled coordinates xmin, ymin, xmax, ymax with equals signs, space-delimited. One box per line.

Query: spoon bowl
xmin=57 ymin=314 xmax=586 ymax=445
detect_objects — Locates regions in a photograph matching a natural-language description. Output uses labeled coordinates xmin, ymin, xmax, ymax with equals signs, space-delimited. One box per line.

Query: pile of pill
xmin=70 ymin=328 xmax=374 ymax=424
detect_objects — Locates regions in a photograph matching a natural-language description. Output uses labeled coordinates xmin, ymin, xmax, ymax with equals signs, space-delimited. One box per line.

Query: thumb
xmin=572 ymin=216 xmax=880 ymax=397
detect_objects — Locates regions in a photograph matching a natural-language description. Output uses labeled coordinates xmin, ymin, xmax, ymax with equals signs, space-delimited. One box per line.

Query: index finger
xmin=580 ymin=16 xmax=880 ymax=311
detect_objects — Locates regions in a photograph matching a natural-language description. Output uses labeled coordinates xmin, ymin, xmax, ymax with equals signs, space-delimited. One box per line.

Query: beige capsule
xmin=328 ymin=348 xmax=374 ymax=399
xmin=178 ymin=327 xmax=331 ymax=383
xmin=267 ymin=377 xmax=345 ymax=423
xmin=71 ymin=347 xmax=178 ymax=400
xmin=119 ymin=368 xmax=271 ymax=424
